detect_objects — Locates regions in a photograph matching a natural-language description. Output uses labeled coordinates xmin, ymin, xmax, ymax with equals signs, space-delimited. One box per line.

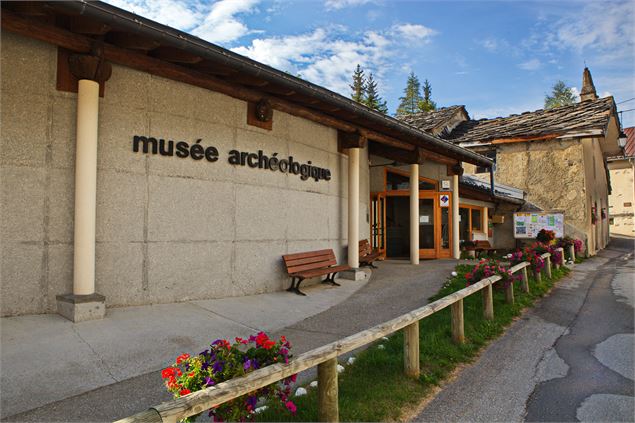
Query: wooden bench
xmin=282 ymin=249 xmax=351 ymax=296
xmin=474 ymin=240 xmax=497 ymax=257
xmin=359 ymin=239 xmax=381 ymax=268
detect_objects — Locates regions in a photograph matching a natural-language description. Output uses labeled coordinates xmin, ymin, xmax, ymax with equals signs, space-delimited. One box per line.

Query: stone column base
xmin=56 ymin=293 xmax=106 ymax=322
xmin=339 ymin=269 xmax=366 ymax=281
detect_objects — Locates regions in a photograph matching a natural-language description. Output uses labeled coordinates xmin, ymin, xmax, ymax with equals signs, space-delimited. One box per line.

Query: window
xmin=476 ymin=150 xmax=496 ymax=174
xmin=471 ymin=209 xmax=482 ymax=231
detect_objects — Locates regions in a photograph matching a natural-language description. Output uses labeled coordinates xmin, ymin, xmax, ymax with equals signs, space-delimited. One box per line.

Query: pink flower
xmin=285 ymin=401 xmax=297 ymax=413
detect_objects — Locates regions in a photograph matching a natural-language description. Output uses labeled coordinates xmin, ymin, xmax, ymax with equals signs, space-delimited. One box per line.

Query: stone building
xmin=607 ymin=127 xmax=635 ymax=236
xmin=1 ymin=1 xmax=503 ymax=320
xmin=401 ymin=68 xmax=623 ymax=255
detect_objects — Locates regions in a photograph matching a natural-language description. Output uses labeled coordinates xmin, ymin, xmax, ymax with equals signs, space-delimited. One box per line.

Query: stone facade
xmin=0 ymin=31 xmax=370 ymax=316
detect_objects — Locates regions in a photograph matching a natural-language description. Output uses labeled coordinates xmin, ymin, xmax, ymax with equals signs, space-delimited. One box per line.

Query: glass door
xmin=370 ymin=193 xmax=386 ymax=256
xmin=419 ymin=197 xmax=436 ymax=258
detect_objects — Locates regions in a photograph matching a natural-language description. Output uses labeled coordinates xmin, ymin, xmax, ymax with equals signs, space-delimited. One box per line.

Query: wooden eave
xmin=0 ymin=1 xmax=493 ymax=168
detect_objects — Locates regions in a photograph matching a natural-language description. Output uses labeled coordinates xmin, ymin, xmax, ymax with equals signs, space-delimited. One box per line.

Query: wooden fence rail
xmin=117 ymin=254 xmax=551 ymax=423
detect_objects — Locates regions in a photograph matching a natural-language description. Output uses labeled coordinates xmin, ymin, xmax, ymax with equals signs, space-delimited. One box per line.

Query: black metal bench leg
xmin=369 ymin=263 xmax=378 ymax=269
xmin=324 ymin=273 xmax=340 ymax=286
xmin=287 ymin=277 xmax=306 ymax=296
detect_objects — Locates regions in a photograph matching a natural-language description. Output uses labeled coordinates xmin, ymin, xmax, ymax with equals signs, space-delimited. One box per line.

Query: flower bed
xmin=464 ymin=259 xmax=518 ymax=288
xmin=162 ymin=333 xmax=297 ymax=422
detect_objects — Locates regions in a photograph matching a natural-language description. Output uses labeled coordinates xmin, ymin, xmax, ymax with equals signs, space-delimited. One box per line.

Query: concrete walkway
xmin=1 ymin=259 xmax=455 ymax=422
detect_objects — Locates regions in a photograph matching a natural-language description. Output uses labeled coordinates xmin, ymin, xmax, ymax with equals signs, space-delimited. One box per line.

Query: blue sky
xmin=107 ymin=0 xmax=635 ymax=127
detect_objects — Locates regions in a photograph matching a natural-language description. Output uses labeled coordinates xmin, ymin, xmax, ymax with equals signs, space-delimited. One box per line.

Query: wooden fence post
xmin=451 ymin=299 xmax=465 ymax=344
xmin=505 ymin=281 xmax=514 ymax=304
xmin=545 ymin=256 xmax=552 ymax=279
xmin=482 ymin=283 xmax=494 ymax=320
xmin=569 ymin=244 xmax=575 ymax=262
xmin=520 ymin=266 xmax=529 ymax=293
xmin=318 ymin=358 xmax=339 ymax=422
xmin=403 ymin=322 xmax=420 ymax=378
xmin=534 ymin=268 xmax=542 ymax=283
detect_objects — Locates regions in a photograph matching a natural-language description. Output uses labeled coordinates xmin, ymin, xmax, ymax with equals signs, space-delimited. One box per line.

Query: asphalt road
xmin=412 ymin=237 xmax=634 ymax=422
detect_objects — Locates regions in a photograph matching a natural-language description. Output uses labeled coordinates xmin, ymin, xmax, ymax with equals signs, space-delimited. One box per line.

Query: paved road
xmin=412 ymin=237 xmax=634 ymax=422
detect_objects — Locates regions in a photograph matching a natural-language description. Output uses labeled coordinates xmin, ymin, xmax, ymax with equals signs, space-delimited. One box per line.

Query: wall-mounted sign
xmin=132 ymin=136 xmax=331 ymax=182
xmin=439 ymin=194 xmax=450 ymax=207
xmin=441 ymin=180 xmax=451 ymax=190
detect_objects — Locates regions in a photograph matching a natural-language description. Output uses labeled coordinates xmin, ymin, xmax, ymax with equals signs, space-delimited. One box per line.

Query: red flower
xmin=285 ymin=401 xmax=297 ymax=413
xmin=188 ymin=372 xmax=195 ymax=378
xmin=176 ymin=353 xmax=190 ymax=364
xmin=161 ymin=368 xmax=175 ymax=379
xmin=179 ymin=389 xmax=191 ymax=396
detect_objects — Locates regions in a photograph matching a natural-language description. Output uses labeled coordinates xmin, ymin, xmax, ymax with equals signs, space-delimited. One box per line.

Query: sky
xmin=106 ymin=0 xmax=635 ymax=127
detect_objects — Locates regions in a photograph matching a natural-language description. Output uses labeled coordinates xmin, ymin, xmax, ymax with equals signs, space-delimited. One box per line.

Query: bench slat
xmin=293 ymin=264 xmax=350 ymax=279
xmin=287 ymin=259 xmax=337 ymax=274
xmin=283 ymin=249 xmax=333 ymax=261
xmin=284 ymin=253 xmax=335 ymax=267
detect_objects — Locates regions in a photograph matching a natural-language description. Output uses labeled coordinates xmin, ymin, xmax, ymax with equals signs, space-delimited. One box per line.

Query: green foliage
xmin=349 ymin=64 xmax=365 ymax=103
xmin=348 ymin=65 xmax=389 ymax=114
xmin=396 ymin=72 xmax=423 ymax=115
xmin=364 ymin=73 xmax=388 ymax=114
xmin=544 ymin=80 xmax=577 ymax=109
xmin=418 ymin=79 xmax=437 ymax=112
xmin=257 ymin=263 xmax=570 ymax=422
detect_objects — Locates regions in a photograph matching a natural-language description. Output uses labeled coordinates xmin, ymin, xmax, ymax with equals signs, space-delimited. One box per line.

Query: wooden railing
xmin=118 ymin=251 xmax=559 ymax=423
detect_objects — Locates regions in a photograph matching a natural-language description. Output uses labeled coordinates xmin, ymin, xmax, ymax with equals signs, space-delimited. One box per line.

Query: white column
xmin=348 ymin=148 xmax=360 ymax=269
xmin=452 ymin=174 xmax=460 ymax=259
xmin=73 ymin=79 xmax=100 ymax=296
xmin=410 ymin=164 xmax=420 ymax=264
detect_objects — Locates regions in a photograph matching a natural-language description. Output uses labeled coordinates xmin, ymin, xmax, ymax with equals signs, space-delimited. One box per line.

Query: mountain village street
xmin=411 ymin=237 xmax=635 ymax=422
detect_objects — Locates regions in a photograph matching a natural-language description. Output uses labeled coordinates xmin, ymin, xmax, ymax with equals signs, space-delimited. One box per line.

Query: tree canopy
xmin=544 ymin=81 xmax=577 ymax=109
xmin=349 ymin=64 xmax=389 ymax=114
xmin=396 ymin=72 xmax=424 ymax=115
xmin=419 ymin=79 xmax=437 ymax=112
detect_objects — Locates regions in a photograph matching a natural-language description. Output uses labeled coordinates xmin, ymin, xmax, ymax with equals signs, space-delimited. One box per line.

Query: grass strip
xmin=256 ymin=264 xmax=570 ymax=422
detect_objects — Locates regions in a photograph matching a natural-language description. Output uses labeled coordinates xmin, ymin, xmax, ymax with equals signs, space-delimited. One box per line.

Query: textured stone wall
xmin=0 ymin=31 xmax=369 ymax=316
xmin=494 ymin=139 xmax=588 ymax=238
xmin=608 ymin=162 xmax=635 ymax=236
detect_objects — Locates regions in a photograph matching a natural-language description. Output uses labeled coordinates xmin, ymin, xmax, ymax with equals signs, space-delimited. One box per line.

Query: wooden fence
xmin=118 ymin=250 xmax=560 ymax=423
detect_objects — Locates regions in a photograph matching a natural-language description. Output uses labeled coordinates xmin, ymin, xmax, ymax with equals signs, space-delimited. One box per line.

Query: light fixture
xmin=618 ymin=133 xmax=627 ymax=148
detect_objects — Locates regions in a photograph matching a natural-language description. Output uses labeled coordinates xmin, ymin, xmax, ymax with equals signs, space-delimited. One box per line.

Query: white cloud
xmin=390 ymin=23 xmax=437 ymax=43
xmin=232 ymin=23 xmax=435 ymax=95
xmin=325 ymin=0 xmax=376 ymax=11
xmin=105 ymin=0 xmax=203 ymax=30
xmin=518 ymin=58 xmax=541 ymax=71
xmin=192 ymin=0 xmax=260 ymax=44
xmin=105 ymin=0 xmax=260 ymax=44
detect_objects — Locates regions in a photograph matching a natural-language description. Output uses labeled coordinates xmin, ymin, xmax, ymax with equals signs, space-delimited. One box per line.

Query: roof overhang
xmin=1 ymin=1 xmax=494 ymax=168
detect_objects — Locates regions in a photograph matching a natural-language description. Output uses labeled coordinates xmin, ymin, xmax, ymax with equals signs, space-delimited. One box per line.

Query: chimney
xmin=580 ymin=67 xmax=598 ymax=102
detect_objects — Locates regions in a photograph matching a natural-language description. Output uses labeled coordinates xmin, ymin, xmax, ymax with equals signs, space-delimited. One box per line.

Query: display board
xmin=513 ymin=211 xmax=564 ymax=238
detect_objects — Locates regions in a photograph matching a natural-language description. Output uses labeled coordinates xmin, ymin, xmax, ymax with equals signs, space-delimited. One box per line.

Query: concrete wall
xmin=608 ymin=160 xmax=635 ymax=236
xmin=0 ymin=31 xmax=369 ymax=316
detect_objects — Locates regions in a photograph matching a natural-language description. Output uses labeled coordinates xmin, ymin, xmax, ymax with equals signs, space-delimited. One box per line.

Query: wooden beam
xmin=107 ymin=32 xmax=160 ymax=51
xmin=228 ymin=74 xmax=270 ymax=87
xmin=491 ymin=133 xmax=560 ymax=144
xmin=69 ymin=15 xmax=111 ymax=35
xmin=419 ymin=149 xmax=461 ymax=166
xmin=150 ymin=46 xmax=203 ymax=64
xmin=369 ymin=143 xmax=419 ymax=164
xmin=338 ymin=130 xmax=367 ymax=149
xmin=365 ymin=129 xmax=416 ymax=151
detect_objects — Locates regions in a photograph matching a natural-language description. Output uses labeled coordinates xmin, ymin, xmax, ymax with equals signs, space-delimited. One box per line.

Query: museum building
xmin=1 ymin=1 xmax=524 ymax=321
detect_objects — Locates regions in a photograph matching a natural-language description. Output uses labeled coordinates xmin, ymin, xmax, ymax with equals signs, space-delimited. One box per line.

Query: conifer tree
xmin=364 ymin=73 xmax=388 ymax=114
xmin=544 ymin=80 xmax=577 ymax=109
xmin=350 ymin=64 xmax=366 ymax=103
xmin=419 ymin=79 xmax=437 ymax=112
xmin=396 ymin=72 xmax=424 ymax=115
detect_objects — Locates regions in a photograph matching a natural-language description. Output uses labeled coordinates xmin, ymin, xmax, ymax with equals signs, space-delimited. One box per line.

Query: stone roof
xmin=443 ymin=96 xmax=617 ymax=144
xmin=399 ymin=106 xmax=467 ymax=133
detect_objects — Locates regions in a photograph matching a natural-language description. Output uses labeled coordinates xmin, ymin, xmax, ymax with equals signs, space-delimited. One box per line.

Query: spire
xmin=580 ymin=67 xmax=598 ymax=102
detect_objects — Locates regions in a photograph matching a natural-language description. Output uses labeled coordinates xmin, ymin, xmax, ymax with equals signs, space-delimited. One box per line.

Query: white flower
xmin=337 ymin=364 xmax=345 ymax=373
xmin=378 ymin=344 xmax=385 ymax=350
xmin=451 ymin=271 xmax=458 ymax=277
xmin=506 ymin=253 xmax=513 ymax=258
xmin=381 ymin=336 xmax=389 ymax=341
xmin=347 ymin=356 xmax=356 ymax=365
xmin=309 ymin=380 xmax=318 ymax=388
xmin=295 ymin=387 xmax=307 ymax=397
xmin=255 ymin=406 xmax=268 ymax=414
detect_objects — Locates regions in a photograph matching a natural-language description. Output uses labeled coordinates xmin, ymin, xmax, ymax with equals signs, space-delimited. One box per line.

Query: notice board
xmin=513 ymin=211 xmax=564 ymax=239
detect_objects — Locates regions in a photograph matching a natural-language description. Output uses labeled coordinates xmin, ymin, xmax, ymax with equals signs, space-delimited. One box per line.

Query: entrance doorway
xmin=371 ymin=168 xmax=452 ymax=259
